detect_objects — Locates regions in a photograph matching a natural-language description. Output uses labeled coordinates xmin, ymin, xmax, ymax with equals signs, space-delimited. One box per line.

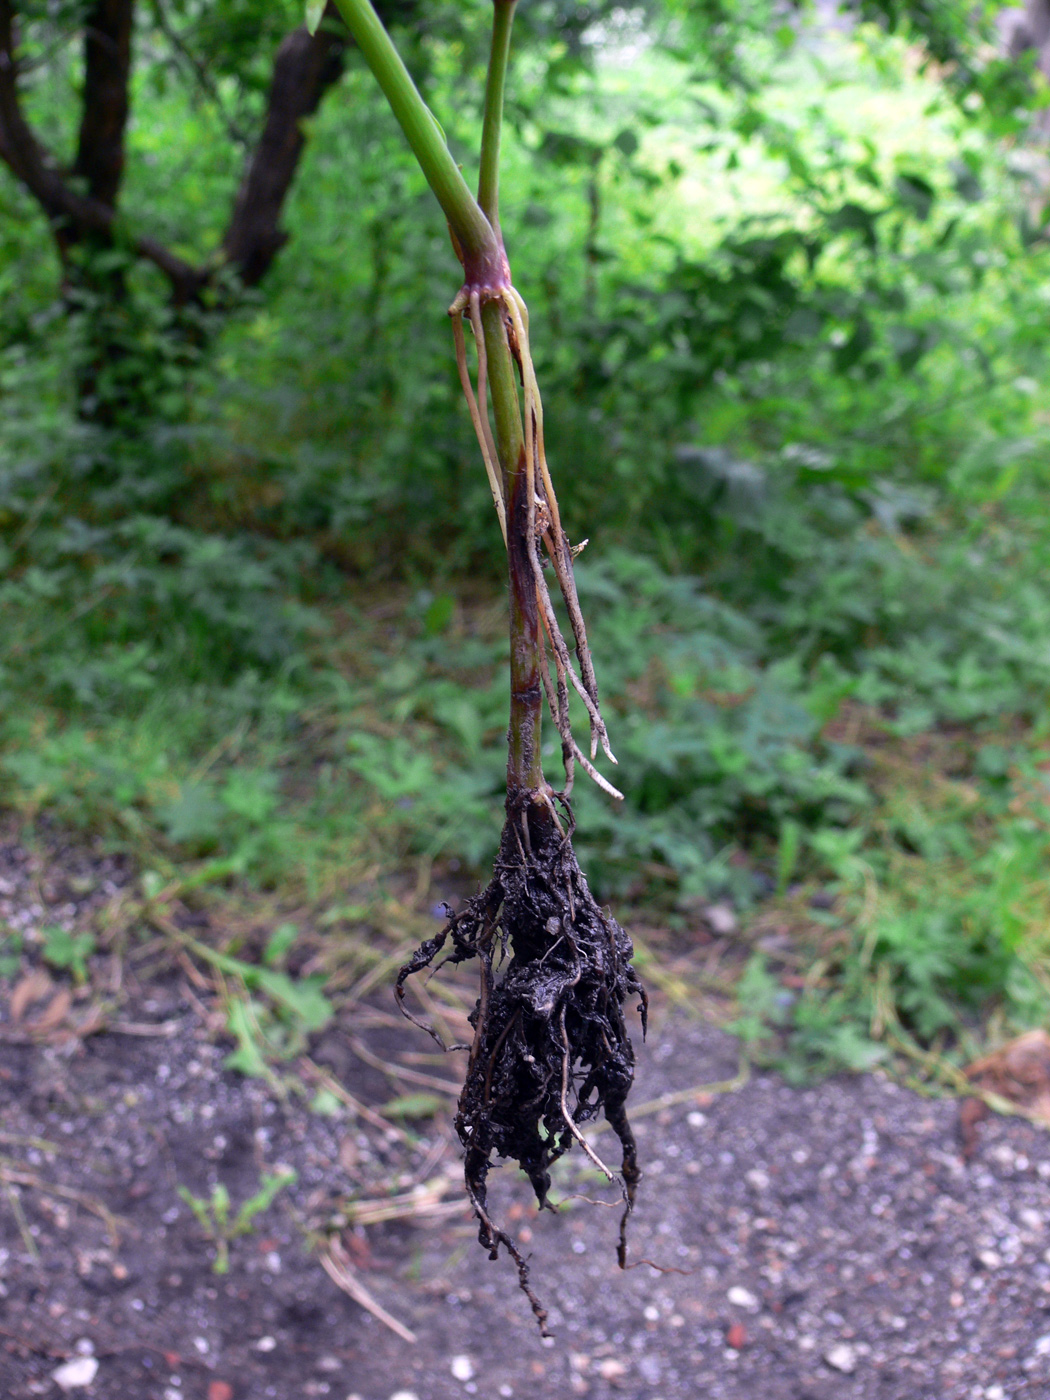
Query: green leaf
xmin=263 ymin=922 xmax=299 ymax=967
xmin=41 ymin=927 xmax=95 ymax=983
xmin=157 ymin=783 xmax=224 ymax=848
xmin=382 ymin=1092 xmax=444 ymax=1119
xmin=305 ymin=0 xmax=325 ymax=36
xmin=423 ymin=593 xmax=454 ymax=636
xmin=224 ymin=999 xmax=273 ymax=1080
xmin=254 ymin=969 xmax=334 ymax=1032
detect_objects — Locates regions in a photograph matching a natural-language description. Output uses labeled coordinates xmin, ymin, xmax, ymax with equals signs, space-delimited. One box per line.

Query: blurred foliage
xmin=1 ymin=0 xmax=1050 ymax=1073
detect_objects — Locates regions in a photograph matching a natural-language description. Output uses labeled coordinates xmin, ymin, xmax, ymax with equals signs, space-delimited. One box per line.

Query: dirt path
xmin=2 ymin=979 xmax=1050 ymax=1400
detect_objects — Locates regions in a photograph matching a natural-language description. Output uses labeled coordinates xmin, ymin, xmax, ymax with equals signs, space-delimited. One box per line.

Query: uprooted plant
xmin=330 ymin=0 xmax=647 ymax=1330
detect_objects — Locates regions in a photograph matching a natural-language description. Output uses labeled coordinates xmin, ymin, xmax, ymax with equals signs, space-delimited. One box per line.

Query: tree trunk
xmin=0 ymin=0 xmax=420 ymax=424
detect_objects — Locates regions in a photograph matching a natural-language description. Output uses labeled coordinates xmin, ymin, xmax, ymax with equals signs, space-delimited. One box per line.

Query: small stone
xmin=52 ymin=1357 xmax=99 ymax=1391
xmin=984 ymin=1388 xmax=1005 ymax=1400
xmin=597 ymin=1359 xmax=626 ymax=1381
xmin=253 ymin=1336 xmax=277 ymax=1352
xmin=451 ymin=1357 xmax=474 ymax=1383
xmin=318 ymin=1357 xmax=342 ymax=1373
xmin=726 ymin=1323 xmax=748 ymax=1349
xmin=727 ymin=1286 xmax=759 ymax=1312
xmin=824 ymin=1344 xmax=857 ymax=1374
xmin=193 ymin=1338 xmax=209 ymax=1356
xmin=703 ymin=903 xmax=738 ymax=936
xmin=1035 ymin=1334 xmax=1050 ymax=1357
xmin=643 ymin=1305 xmax=660 ymax=1322
xmin=978 ymin=1250 xmax=1002 ymax=1270
xmin=637 ymin=1356 xmax=661 ymax=1384
xmin=207 ymin=1384 xmax=234 ymax=1400
xmin=686 ymin=1111 xmax=707 ymax=1128
xmin=73 ymin=1339 xmax=94 ymax=1356
xmin=389 ymin=1392 xmax=421 ymax=1400
xmin=744 ymin=1169 xmax=770 ymax=1192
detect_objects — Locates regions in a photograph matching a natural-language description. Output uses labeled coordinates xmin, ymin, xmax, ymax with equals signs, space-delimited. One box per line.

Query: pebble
xmin=727 ymin=1286 xmax=760 ymax=1311
xmin=597 ymin=1360 xmax=626 ymax=1381
xmin=703 ymin=903 xmax=738 ymax=936
xmin=51 ymin=1357 xmax=100 ymax=1391
xmin=389 ymin=1392 xmax=420 ymax=1400
xmin=253 ymin=1336 xmax=277 ymax=1352
xmin=638 ymin=1356 xmax=662 ymax=1384
xmin=450 ymin=1356 xmax=474 ymax=1382
xmin=824 ymin=1343 xmax=858 ymax=1374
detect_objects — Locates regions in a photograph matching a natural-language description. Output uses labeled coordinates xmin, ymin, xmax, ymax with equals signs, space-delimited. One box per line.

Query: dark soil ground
xmin=2 ymin=832 xmax=1050 ymax=1400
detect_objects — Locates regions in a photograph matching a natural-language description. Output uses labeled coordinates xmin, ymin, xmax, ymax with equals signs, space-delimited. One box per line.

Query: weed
xmin=177 ymin=1170 xmax=297 ymax=1274
xmin=40 ymin=927 xmax=96 ymax=986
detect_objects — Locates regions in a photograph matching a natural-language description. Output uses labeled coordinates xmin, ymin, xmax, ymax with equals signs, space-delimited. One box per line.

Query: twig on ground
xmin=318 ymin=1237 xmax=417 ymax=1343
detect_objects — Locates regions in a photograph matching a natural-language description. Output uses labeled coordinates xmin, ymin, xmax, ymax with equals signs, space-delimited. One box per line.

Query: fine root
xmin=396 ymin=799 xmax=647 ymax=1331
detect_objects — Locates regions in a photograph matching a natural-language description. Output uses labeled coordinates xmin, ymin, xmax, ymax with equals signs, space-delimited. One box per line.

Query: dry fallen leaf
xmin=966 ymin=1029 xmax=1050 ymax=1125
xmin=10 ymin=969 xmax=52 ymax=1023
xmin=25 ymin=988 xmax=74 ymax=1036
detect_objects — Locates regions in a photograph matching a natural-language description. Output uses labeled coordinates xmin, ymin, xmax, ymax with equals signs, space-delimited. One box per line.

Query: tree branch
xmin=148 ymin=0 xmax=250 ymax=148
xmin=0 ymin=0 xmax=205 ymax=295
xmin=222 ymin=4 xmax=348 ymax=287
xmin=74 ymin=0 xmax=134 ymax=206
xmin=0 ymin=0 xmax=426 ymax=309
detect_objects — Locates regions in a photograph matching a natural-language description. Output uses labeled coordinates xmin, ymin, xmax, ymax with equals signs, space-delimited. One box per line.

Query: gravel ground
xmin=1 ymin=833 xmax=1049 ymax=1400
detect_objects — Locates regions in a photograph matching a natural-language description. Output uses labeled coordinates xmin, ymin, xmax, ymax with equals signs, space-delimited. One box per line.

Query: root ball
xmin=396 ymin=797 xmax=647 ymax=1330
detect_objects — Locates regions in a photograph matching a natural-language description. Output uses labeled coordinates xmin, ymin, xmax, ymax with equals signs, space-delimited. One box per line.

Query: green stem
xmin=332 ymin=0 xmax=504 ymax=278
xmin=477 ymin=0 xmax=516 ymax=231
xmin=336 ymin=0 xmax=542 ymax=794
xmin=480 ymin=300 xmax=543 ymax=795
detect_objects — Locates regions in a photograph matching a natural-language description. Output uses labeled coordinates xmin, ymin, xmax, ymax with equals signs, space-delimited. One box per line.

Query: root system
xmin=396 ymin=799 xmax=647 ymax=1332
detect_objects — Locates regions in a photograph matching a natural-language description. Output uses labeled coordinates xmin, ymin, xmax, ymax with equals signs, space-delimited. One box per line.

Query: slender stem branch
xmin=331 ymin=0 xmax=500 ymax=271
xmin=480 ymin=301 xmax=523 ymax=483
xmin=480 ymin=299 xmax=543 ymax=794
xmin=477 ymin=0 xmax=516 ymax=231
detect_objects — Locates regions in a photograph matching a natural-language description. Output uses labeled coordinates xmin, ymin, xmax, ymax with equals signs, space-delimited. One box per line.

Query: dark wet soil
xmin=2 ymin=834 xmax=1050 ymax=1400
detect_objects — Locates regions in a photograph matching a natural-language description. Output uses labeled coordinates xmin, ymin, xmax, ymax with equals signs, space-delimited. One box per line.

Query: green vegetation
xmin=1 ymin=0 xmax=1049 ymax=1082
xmin=178 ymin=1169 xmax=298 ymax=1273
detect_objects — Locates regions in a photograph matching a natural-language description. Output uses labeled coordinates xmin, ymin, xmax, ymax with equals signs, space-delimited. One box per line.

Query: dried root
xmin=396 ymin=800 xmax=647 ymax=1332
xmin=450 ymin=285 xmax=622 ymax=802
